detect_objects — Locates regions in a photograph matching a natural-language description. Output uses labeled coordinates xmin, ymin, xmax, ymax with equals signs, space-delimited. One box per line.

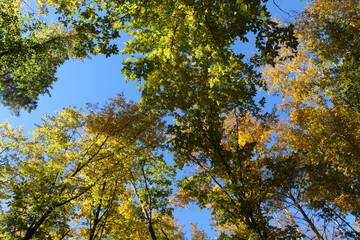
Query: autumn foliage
xmin=0 ymin=0 xmax=359 ymax=239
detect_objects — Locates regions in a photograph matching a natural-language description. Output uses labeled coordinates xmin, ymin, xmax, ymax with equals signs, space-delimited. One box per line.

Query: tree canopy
xmin=0 ymin=0 xmax=86 ymax=115
xmin=0 ymin=0 xmax=359 ymax=239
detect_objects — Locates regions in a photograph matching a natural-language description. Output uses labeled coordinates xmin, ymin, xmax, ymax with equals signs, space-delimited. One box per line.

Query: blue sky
xmin=0 ymin=0 xmax=308 ymax=238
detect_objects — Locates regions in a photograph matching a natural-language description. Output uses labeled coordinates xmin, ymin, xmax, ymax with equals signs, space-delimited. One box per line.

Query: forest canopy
xmin=0 ymin=0 xmax=359 ymax=239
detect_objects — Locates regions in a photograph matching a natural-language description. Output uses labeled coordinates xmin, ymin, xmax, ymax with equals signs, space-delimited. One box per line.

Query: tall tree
xmin=263 ymin=0 xmax=360 ymax=238
xmin=33 ymin=2 xmax=299 ymax=237
xmin=116 ymin=1 xmax=296 ymax=238
xmin=0 ymin=0 xmax=84 ymax=114
xmin=0 ymin=95 xmax=181 ymax=239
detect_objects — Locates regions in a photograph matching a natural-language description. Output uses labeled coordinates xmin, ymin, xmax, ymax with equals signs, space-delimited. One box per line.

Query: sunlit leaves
xmin=0 ymin=95 xmax=180 ymax=239
xmin=0 ymin=0 xmax=85 ymax=114
xmin=262 ymin=0 xmax=360 ymax=238
xmin=2 ymin=0 xmax=358 ymax=239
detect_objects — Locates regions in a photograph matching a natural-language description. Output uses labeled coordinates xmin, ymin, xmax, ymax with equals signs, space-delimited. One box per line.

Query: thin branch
xmin=272 ymin=0 xmax=293 ymax=18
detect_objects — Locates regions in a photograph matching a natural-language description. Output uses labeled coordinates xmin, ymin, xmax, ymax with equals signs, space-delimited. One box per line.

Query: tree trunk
xmin=288 ymin=191 xmax=324 ymax=240
xmin=148 ymin=220 xmax=157 ymax=240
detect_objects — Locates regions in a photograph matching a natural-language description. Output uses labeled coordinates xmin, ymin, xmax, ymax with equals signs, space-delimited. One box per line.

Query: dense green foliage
xmin=0 ymin=0 xmax=359 ymax=239
xmin=0 ymin=0 xmax=84 ymax=115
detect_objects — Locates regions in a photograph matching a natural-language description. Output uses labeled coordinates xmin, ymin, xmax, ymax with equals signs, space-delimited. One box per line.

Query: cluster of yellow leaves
xmin=224 ymin=112 xmax=277 ymax=153
xmin=299 ymin=0 xmax=360 ymax=61
xmin=0 ymin=95 xmax=183 ymax=239
xmin=211 ymin=212 xmax=255 ymax=239
xmin=36 ymin=0 xmax=82 ymax=15
xmin=263 ymin=0 xmax=360 ymax=226
xmin=276 ymin=105 xmax=360 ymax=213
